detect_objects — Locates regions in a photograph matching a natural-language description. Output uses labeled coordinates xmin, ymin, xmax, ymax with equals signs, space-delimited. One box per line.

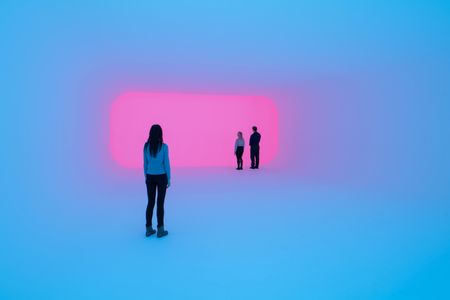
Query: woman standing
xmin=234 ymin=131 xmax=245 ymax=170
xmin=144 ymin=124 xmax=170 ymax=238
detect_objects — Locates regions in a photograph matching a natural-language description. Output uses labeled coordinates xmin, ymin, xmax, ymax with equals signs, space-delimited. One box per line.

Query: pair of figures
xmin=234 ymin=126 xmax=261 ymax=170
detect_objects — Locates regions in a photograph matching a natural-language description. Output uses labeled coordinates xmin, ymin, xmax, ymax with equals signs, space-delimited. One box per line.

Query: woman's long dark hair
xmin=145 ymin=124 xmax=163 ymax=157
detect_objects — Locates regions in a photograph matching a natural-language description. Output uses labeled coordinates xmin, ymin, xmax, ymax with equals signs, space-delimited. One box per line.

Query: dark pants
xmin=145 ymin=174 xmax=168 ymax=228
xmin=235 ymin=146 xmax=244 ymax=169
xmin=250 ymin=146 xmax=259 ymax=168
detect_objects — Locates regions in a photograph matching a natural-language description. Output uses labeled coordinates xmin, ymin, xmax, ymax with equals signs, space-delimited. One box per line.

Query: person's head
xmin=146 ymin=124 xmax=163 ymax=157
xmin=237 ymin=131 xmax=243 ymax=139
xmin=252 ymin=126 xmax=257 ymax=132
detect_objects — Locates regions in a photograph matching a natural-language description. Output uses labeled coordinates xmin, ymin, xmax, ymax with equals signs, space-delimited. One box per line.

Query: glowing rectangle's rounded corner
xmin=109 ymin=92 xmax=280 ymax=168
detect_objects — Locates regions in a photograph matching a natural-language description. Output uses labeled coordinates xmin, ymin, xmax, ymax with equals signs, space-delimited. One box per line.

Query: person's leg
xmin=236 ymin=152 xmax=240 ymax=169
xmin=237 ymin=147 xmax=243 ymax=169
xmin=255 ymin=147 xmax=260 ymax=168
xmin=239 ymin=148 xmax=244 ymax=169
xmin=250 ymin=147 xmax=255 ymax=168
xmin=146 ymin=175 xmax=157 ymax=227
xmin=156 ymin=174 xmax=169 ymax=238
xmin=156 ymin=175 xmax=168 ymax=228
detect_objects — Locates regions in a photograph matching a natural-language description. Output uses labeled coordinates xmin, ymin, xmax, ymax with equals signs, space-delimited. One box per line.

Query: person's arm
xmin=163 ymin=145 xmax=171 ymax=187
xmin=143 ymin=145 xmax=148 ymax=180
xmin=234 ymin=140 xmax=238 ymax=153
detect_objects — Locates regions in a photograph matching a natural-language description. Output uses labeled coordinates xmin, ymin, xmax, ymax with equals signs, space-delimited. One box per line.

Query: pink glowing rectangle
xmin=109 ymin=92 xmax=278 ymax=168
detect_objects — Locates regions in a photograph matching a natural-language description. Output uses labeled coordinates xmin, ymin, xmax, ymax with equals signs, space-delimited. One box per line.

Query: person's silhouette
xmin=234 ymin=131 xmax=245 ymax=170
xmin=249 ymin=126 xmax=261 ymax=169
xmin=143 ymin=124 xmax=170 ymax=238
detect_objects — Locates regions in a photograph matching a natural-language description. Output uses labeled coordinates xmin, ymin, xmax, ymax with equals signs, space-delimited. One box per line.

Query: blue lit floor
xmin=2 ymin=169 xmax=449 ymax=299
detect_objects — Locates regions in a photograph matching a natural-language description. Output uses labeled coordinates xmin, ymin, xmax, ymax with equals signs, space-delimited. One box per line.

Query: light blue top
xmin=234 ymin=138 xmax=245 ymax=152
xmin=143 ymin=143 xmax=171 ymax=181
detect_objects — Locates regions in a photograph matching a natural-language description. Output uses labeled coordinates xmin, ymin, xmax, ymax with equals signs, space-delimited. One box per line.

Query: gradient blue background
xmin=1 ymin=1 xmax=449 ymax=299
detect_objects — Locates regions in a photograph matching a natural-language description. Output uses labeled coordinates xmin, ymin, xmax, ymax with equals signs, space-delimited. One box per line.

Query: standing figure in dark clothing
xmin=234 ymin=131 xmax=245 ymax=170
xmin=249 ymin=126 xmax=261 ymax=169
xmin=144 ymin=124 xmax=171 ymax=238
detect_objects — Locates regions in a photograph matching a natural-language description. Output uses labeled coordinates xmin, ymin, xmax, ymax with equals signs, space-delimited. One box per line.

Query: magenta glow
xmin=109 ymin=92 xmax=279 ymax=168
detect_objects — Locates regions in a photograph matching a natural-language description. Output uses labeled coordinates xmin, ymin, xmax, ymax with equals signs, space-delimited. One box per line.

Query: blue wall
xmin=2 ymin=0 xmax=449 ymax=196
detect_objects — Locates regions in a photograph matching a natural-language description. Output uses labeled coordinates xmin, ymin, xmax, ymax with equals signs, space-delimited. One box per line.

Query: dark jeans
xmin=235 ymin=146 xmax=244 ymax=168
xmin=250 ymin=146 xmax=259 ymax=168
xmin=145 ymin=174 xmax=168 ymax=228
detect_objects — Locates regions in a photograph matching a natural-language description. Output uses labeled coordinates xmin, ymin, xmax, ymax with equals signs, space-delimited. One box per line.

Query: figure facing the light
xmin=249 ymin=126 xmax=261 ymax=169
xmin=143 ymin=124 xmax=170 ymax=238
xmin=234 ymin=131 xmax=245 ymax=170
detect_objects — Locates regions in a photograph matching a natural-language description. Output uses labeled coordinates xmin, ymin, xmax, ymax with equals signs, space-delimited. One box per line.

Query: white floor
xmin=1 ymin=168 xmax=449 ymax=299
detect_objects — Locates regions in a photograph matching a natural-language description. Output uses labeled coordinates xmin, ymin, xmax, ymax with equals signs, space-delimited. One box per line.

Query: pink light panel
xmin=109 ymin=92 xmax=279 ymax=168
